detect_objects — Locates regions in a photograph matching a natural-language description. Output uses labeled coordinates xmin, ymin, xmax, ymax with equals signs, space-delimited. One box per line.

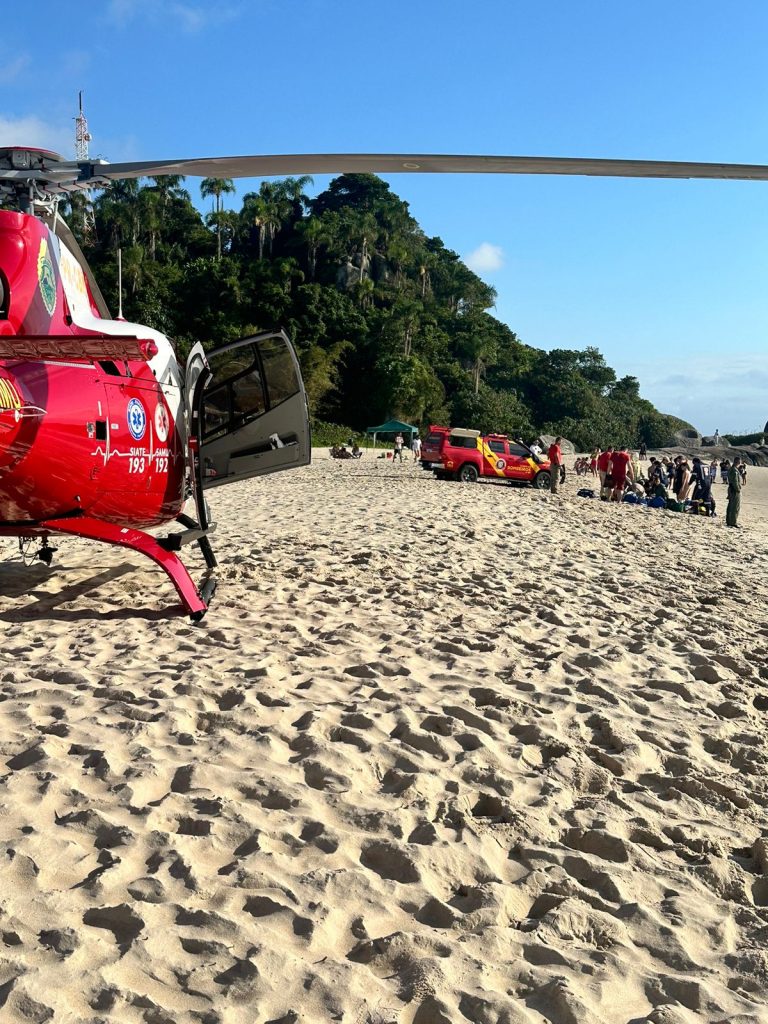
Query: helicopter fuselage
xmin=0 ymin=209 xmax=187 ymax=532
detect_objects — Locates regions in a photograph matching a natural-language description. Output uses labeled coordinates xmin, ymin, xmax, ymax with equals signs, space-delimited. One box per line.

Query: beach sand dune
xmin=0 ymin=453 xmax=767 ymax=1023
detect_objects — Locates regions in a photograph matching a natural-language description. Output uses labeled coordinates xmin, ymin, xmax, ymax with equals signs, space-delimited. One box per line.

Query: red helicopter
xmin=1 ymin=145 xmax=765 ymax=619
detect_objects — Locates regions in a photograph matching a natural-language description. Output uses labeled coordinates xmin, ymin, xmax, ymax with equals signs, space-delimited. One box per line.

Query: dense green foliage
xmin=728 ymin=431 xmax=764 ymax=446
xmin=62 ymin=174 xmax=695 ymax=450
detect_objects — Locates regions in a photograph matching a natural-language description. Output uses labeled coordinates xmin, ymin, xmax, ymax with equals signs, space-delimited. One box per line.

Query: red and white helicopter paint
xmin=1 ymin=146 xmax=765 ymax=618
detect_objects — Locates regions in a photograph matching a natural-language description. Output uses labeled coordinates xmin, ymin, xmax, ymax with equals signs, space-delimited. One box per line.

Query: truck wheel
xmin=458 ymin=463 xmax=479 ymax=483
xmin=534 ymin=470 xmax=551 ymax=489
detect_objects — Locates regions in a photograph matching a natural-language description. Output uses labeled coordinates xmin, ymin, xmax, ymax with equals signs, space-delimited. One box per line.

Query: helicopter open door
xmin=185 ymin=329 xmax=310 ymax=504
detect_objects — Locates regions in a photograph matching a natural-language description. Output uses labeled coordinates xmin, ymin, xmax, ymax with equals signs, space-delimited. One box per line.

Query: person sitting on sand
xmin=352 ymin=444 xmax=363 ymax=459
xmin=654 ymin=477 xmax=669 ymax=500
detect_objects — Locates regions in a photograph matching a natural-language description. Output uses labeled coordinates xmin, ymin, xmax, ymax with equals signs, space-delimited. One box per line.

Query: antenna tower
xmin=74 ymin=91 xmax=92 ymax=161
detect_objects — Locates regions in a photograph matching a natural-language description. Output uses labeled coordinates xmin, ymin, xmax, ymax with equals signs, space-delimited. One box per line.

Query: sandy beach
xmin=0 ymin=451 xmax=767 ymax=1023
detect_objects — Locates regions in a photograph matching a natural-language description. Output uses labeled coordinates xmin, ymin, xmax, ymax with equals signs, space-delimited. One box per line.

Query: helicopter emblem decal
xmin=127 ymin=398 xmax=147 ymax=441
xmin=154 ymin=403 xmax=169 ymax=443
xmin=37 ymin=239 xmax=57 ymax=316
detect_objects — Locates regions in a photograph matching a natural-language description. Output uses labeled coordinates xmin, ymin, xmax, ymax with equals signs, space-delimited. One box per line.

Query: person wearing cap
xmin=726 ymin=457 xmax=743 ymax=527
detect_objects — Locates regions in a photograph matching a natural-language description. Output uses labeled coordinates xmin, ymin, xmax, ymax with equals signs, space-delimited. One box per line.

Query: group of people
xmin=578 ymin=445 xmax=747 ymax=527
xmin=330 ymin=443 xmax=363 ymax=460
xmin=646 ymin=453 xmax=746 ymax=526
xmin=391 ymin=432 xmax=422 ymax=462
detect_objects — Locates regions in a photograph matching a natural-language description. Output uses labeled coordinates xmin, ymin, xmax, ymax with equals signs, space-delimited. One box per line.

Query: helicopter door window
xmin=257 ymin=335 xmax=300 ymax=407
xmin=202 ymin=344 xmax=267 ymax=440
xmin=231 ymin=370 xmax=266 ymax=420
xmin=203 ymin=384 xmax=230 ymax=439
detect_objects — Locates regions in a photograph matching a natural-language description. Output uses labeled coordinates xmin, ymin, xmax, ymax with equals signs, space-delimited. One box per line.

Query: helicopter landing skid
xmin=41 ymin=515 xmax=210 ymax=620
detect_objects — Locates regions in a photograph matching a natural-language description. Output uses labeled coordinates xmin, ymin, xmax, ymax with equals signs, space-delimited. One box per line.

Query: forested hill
xmin=62 ymin=173 xmax=695 ymax=449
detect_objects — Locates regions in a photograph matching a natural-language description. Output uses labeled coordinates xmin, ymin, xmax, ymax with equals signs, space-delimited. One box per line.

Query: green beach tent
xmin=365 ymin=419 xmax=418 ymax=448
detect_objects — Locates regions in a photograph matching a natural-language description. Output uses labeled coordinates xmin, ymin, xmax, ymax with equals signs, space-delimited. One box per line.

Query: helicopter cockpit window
xmin=202 ymin=344 xmax=267 ymax=440
xmin=257 ymin=335 xmax=299 ymax=406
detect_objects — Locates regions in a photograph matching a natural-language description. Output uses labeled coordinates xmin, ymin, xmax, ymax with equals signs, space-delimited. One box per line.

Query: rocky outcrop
xmin=672 ymin=428 xmax=702 ymax=448
xmin=654 ymin=444 xmax=768 ymax=467
xmin=537 ymin=434 xmax=576 ymax=456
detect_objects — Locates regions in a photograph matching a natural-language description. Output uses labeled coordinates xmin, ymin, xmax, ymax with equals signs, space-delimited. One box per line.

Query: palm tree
xmin=273 ymin=175 xmax=314 ymax=209
xmin=241 ymin=183 xmax=293 ymax=259
xmin=150 ymin=175 xmax=190 ymax=204
xmin=200 ymin=177 xmax=236 ymax=259
xmin=59 ymin=191 xmax=93 ymax=245
xmin=241 ymin=192 xmax=272 ymax=260
xmin=205 ymin=209 xmax=238 ymax=257
xmin=295 ymin=216 xmax=331 ymax=280
xmin=139 ymin=189 xmax=162 ymax=259
xmin=354 ymin=277 xmax=374 ymax=309
xmin=98 ymin=178 xmax=142 ymax=248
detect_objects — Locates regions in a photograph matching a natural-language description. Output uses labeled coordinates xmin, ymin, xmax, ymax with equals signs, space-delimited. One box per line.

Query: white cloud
xmin=634 ymin=352 xmax=768 ymax=434
xmin=0 ymin=116 xmax=73 ymax=157
xmin=464 ymin=242 xmax=504 ymax=274
xmin=0 ymin=55 xmax=30 ymax=84
xmin=170 ymin=3 xmax=207 ymax=31
xmin=105 ymin=0 xmax=237 ymax=31
xmin=105 ymin=0 xmax=145 ymax=25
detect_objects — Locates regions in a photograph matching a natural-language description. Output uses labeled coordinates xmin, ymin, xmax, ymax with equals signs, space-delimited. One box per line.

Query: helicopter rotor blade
xmin=78 ymin=153 xmax=768 ymax=183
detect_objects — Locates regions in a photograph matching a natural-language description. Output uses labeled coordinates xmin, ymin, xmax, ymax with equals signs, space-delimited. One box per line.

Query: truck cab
xmin=437 ymin=433 xmax=552 ymax=488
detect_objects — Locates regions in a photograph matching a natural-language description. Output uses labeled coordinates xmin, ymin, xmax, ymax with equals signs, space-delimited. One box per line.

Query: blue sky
xmin=3 ymin=0 xmax=768 ymax=433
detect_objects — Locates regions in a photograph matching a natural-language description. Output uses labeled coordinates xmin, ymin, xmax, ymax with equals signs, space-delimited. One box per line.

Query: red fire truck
xmin=436 ymin=432 xmax=552 ymax=487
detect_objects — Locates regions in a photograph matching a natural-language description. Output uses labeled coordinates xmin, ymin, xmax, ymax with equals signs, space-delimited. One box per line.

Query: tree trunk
xmin=216 ymin=195 xmax=222 ymax=260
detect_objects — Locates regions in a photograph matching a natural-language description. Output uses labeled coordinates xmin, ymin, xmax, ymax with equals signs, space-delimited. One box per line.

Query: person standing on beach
xmin=411 ymin=434 xmax=422 ymax=463
xmin=597 ymin=445 xmax=613 ymax=498
xmin=726 ymin=458 xmax=742 ymax=527
xmin=393 ymin=433 xmax=404 ymax=462
xmin=548 ymin=436 xmax=563 ymax=494
xmin=673 ymin=456 xmax=691 ymax=501
xmin=630 ymin=449 xmax=641 ymax=485
xmin=610 ymin=446 xmax=633 ymax=500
